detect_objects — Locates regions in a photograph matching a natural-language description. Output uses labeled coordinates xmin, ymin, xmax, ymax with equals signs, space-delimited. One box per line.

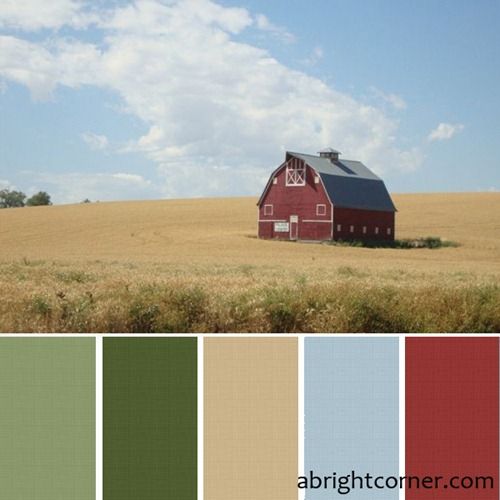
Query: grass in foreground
xmin=0 ymin=193 xmax=499 ymax=333
xmin=0 ymin=260 xmax=498 ymax=333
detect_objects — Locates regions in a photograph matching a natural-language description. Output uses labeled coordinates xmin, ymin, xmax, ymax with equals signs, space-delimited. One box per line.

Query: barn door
xmin=290 ymin=215 xmax=298 ymax=240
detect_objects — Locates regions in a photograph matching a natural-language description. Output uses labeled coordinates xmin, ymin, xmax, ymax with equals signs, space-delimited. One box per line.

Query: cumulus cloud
xmin=0 ymin=179 xmax=14 ymax=190
xmin=111 ymin=173 xmax=151 ymax=185
xmin=255 ymin=13 xmax=295 ymax=43
xmin=0 ymin=0 xmax=96 ymax=31
xmin=302 ymin=46 xmax=324 ymax=66
xmin=81 ymin=132 xmax=109 ymax=151
xmin=0 ymin=0 xmax=423 ymax=199
xmin=29 ymin=171 xmax=155 ymax=204
xmin=101 ymin=0 xmax=252 ymax=35
xmin=0 ymin=36 xmax=59 ymax=100
xmin=428 ymin=122 xmax=464 ymax=142
xmin=370 ymin=87 xmax=407 ymax=111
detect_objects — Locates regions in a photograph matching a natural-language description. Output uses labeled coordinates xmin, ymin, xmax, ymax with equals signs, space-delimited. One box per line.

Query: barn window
xmin=387 ymin=227 xmax=392 ymax=235
xmin=375 ymin=227 xmax=379 ymax=235
xmin=336 ymin=224 xmax=342 ymax=232
xmin=316 ymin=204 xmax=326 ymax=216
xmin=350 ymin=225 xmax=354 ymax=233
xmin=264 ymin=204 xmax=273 ymax=216
xmin=362 ymin=226 xmax=367 ymax=234
xmin=273 ymin=178 xmax=278 ymax=185
xmin=285 ymin=158 xmax=306 ymax=186
xmin=314 ymin=176 xmax=320 ymax=184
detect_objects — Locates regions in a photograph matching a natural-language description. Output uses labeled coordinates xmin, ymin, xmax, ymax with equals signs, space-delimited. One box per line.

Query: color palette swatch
xmin=204 ymin=338 xmax=298 ymax=500
xmin=305 ymin=338 xmax=399 ymax=499
xmin=103 ymin=338 xmax=197 ymax=500
xmin=0 ymin=336 xmax=498 ymax=500
xmin=0 ymin=338 xmax=95 ymax=500
xmin=406 ymin=337 xmax=499 ymax=499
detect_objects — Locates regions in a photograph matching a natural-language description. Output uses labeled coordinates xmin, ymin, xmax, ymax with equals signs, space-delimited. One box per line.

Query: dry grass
xmin=0 ymin=193 xmax=499 ymax=332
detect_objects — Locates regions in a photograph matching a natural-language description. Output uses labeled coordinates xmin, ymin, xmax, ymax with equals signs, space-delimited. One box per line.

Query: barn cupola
xmin=318 ymin=147 xmax=341 ymax=162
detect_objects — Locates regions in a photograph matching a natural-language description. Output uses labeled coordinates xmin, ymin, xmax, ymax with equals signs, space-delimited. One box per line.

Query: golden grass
xmin=0 ymin=193 xmax=499 ymax=332
xmin=1 ymin=192 xmax=500 ymax=273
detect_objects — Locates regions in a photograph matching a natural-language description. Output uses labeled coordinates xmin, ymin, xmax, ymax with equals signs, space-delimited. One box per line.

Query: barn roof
xmin=287 ymin=151 xmax=396 ymax=212
xmin=288 ymin=152 xmax=380 ymax=180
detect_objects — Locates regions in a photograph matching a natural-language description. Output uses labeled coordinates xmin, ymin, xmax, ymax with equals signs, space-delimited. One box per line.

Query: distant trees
xmin=0 ymin=189 xmax=52 ymax=208
xmin=0 ymin=189 xmax=26 ymax=208
xmin=26 ymin=191 xmax=52 ymax=206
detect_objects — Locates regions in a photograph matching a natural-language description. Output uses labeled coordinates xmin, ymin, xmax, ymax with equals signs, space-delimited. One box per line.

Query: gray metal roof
xmin=288 ymin=152 xmax=380 ymax=180
xmin=287 ymin=151 xmax=396 ymax=212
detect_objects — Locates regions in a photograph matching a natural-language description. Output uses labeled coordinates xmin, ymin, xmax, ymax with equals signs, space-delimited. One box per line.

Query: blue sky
xmin=1 ymin=0 xmax=499 ymax=203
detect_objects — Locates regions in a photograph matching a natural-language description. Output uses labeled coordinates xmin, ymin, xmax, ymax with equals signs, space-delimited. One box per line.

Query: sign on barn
xmin=274 ymin=222 xmax=289 ymax=232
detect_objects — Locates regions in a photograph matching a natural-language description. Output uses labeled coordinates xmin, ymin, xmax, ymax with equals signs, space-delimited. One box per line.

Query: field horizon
xmin=0 ymin=192 xmax=499 ymax=333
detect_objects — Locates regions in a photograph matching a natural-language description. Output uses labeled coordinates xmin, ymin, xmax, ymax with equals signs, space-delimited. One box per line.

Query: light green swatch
xmin=0 ymin=338 xmax=95 ymax=500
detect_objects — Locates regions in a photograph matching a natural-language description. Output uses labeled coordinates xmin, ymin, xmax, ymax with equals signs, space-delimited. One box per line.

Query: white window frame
xmin=264 ymin=204 xmax=273 ymax=216
xmin=314 ymin=176 xmax=320 ymax=184
xmin=285 ymin=158 xmax=306 ymax=187
xmin=387 ymin=227 xmax=391 ymax=235
xmin=273 ymin=177 xmax=278 ymax=185
xmin=316 ymin=204 xmax=326 ymax=216
xmin=336 ymin=224 xmax=342 ymax=232
xmin=362 ymin=226 xmax=367 ymax=234
xmin=375 ymin=226 xmax=379 ymax=235
xmin=350 ymin=225 xmax=354 ymax=233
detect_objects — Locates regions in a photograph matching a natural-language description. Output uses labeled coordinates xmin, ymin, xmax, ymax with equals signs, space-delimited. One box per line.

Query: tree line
xmin=0 ymin=189 xmax=52 ymax=208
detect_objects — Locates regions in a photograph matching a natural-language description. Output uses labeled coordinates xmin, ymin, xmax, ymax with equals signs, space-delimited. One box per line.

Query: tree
xmin=0 ymin=189 xmax=26 ymax=208
xmin=26 ymin=191 xmax=52 ymax=206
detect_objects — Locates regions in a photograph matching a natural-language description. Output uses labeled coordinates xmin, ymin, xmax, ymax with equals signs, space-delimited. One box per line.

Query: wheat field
xmin=0 ymin=193 xmax=499 ymax=332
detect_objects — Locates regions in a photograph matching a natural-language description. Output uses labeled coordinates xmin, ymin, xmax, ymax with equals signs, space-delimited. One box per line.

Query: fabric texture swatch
xmin=406 ymin=337 xmax=499 ymax=499
xmin=103 ymin=337 xmax=197 ymax=500
xmin=305 ymin=337 xmax=399 ymax=499
xmin=204 ymin=338 xmax=298 ymax=500
xmin=0 ymin=338 xmax=95 ymax=500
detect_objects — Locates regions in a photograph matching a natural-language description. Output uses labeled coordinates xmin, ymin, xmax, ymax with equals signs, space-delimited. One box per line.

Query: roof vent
xmin=318 ymin=147 xmax=341 ymax=161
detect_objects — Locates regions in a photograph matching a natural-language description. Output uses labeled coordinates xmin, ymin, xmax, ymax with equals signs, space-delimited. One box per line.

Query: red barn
xmin=257 ymin=148 xmax=396 ymax=242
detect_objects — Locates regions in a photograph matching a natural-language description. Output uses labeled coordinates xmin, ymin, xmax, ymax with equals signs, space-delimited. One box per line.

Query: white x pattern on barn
xmin=286 ymin=158 xmax=306 ymax=186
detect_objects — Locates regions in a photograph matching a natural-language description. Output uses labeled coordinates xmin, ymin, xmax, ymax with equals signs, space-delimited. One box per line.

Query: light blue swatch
xmin=304 ymin=338 xmax=399 ymax=499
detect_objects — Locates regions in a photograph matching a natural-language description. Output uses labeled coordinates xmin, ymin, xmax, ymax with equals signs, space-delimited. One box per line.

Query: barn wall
xmin=258 ymin=161 xmax=332 ymax=240
xmin=258 ymin=221 xmax=275 ymax=239
xmin=333 ymin=207 xmax=395 ymax=241
xmin=298 ymin=222 xmax=332 ymax=241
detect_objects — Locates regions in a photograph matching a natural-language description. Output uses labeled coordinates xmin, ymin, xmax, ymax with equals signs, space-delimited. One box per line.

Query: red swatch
xmin=406 ymin=337 xmax=499 ymax=499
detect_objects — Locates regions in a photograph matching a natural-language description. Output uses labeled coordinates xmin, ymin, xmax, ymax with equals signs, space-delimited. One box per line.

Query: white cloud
xmin=370 ymin=87 xmax=407 ymax=110
xmin=81 ymin=132 xmax=109 ymax=151
xmin=0 ymin=179 xmax=14 ymax=190
xmin=0 ymin=0 xmax=424 ymax=199
xmin=302 ymin=46 xmax=324 ymax=66
xmin=428 ymin=122 xmax=464 ymax=142
xmin=29 ymin=171 xmax=155 ymax=204
xmin=0 ymin=0 xmax=96 ymax=31
xmin=111 ymin=173 xmax=151 ymax=185
xmin=0 ymin=36 xmax=59 ymax=99
xmin=102 ymin=0 xmax=252 ymax=35
xmin=255 ymin=13 xmax=295 ymax=43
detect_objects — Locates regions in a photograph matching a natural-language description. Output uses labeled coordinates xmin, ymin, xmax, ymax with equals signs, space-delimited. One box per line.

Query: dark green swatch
xmin=103 ymin=337 xmax=197 ymax=500
xmin=0 ymin=338 xmax=95 ymax=500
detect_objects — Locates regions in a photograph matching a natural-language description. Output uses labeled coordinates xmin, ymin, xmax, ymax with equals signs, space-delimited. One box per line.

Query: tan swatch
xmin=204 ymin=338 xmax=298 ymax=500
